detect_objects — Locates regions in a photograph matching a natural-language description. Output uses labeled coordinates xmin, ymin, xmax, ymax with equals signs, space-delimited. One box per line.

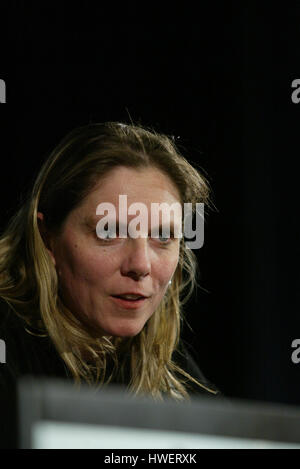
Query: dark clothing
xmin=0 ymin=297 xmax=224 ymax=448
xmin=0 ymin=297 xmax=221 ymax=397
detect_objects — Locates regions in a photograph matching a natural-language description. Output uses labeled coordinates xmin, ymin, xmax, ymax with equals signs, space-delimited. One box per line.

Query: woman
xmin=0 ymin=121 xmax=222 ymax=401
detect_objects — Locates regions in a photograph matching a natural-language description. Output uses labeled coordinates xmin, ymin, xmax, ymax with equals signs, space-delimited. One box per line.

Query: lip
xmin=110 ymin=296 xmax=148 ymax=310
xmin=112 ymin=292 xmax=149 ymax=298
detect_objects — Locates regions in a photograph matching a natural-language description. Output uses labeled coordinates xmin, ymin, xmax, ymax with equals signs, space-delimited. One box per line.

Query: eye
xmin=96 ymin=223 xmax=118 ymax=241
xmin=153 ymin=232 xmax=174 ymax=244
xmin=99 ymin=232 xmax=116 ymax=240
xmin=158 ymin=235 xmax=171 ymax=243
xmin=151 ymin=227 xmax=175 ymax=244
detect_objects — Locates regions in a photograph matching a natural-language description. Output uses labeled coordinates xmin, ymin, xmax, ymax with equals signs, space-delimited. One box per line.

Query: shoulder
xmin=0 ymin=297 xmax=25 ymax=393
xmin=173 ymin=339 xmax=224 ymax=398
xmin=0 ymin=297 xmax=67 ymax=385
xmin=0 ymin=297 xmax=26 ymax=358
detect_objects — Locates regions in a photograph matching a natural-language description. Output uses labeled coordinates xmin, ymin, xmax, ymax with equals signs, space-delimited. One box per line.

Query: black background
xmin=1 ymin=2 xmax=300 ymax=407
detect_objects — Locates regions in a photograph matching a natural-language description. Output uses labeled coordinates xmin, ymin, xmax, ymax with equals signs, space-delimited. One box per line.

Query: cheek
xmin=155 ymin=250 xmax=179 ymax=284
xmin=56 ymin=242 xmax=115 ymax=287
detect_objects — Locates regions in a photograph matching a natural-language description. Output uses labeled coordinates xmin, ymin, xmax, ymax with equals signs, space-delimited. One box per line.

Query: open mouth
xmin=111 ymin=295 xmax=148 ymax=309
xmin=113 ymin=295 xmax=145 ymax=301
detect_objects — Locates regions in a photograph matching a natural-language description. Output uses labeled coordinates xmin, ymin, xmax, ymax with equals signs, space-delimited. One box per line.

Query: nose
xmin=120 ymin=238 xmax=151 ymax=281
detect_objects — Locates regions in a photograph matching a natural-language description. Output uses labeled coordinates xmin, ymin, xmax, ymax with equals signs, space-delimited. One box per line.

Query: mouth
xmin=110 ymin=295 xmax=149 ymax=309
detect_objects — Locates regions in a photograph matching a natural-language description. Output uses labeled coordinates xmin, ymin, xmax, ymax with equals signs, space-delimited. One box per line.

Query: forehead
xmin=86 ymin=166 xmax=181 ymax=207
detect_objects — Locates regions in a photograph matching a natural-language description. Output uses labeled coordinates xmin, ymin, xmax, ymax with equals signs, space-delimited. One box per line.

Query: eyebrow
xmin=83 ymin=216 xmax=180 ymax=234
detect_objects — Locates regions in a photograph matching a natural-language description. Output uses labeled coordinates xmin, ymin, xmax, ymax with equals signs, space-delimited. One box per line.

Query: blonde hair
xmin=0 ymin=121 xmax=217 ymax=401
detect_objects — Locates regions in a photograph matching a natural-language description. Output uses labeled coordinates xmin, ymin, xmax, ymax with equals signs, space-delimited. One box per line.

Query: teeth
xmin=119 ymin=294 xmax=142 ymax=300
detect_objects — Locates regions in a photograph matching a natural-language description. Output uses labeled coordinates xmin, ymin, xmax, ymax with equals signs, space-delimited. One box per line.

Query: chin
xmin=101 ymin=321 xmax=146 ymax=338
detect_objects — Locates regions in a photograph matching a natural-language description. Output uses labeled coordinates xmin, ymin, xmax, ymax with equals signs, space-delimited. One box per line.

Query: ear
xmin=37 ymin=211 xmax=56 ymax=267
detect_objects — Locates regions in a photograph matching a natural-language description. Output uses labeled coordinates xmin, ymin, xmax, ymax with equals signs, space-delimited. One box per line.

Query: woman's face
xmin=40 ymin=166 xmax=181 ymax=337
